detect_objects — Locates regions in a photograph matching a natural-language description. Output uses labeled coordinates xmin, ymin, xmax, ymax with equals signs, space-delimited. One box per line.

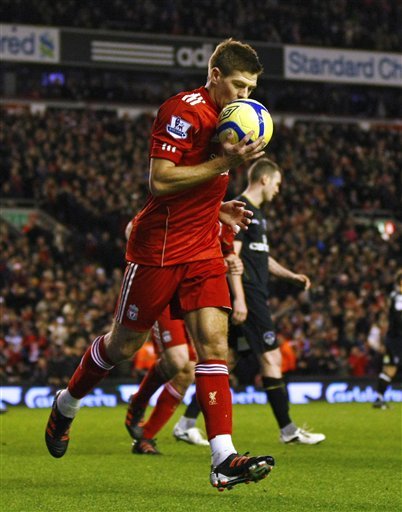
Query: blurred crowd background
xmin=2 ymin=0 xmax=401 ymax=50
xmin=1 ymin=1 xmax=401 ymax=388
xmin=2 ymin=111 xmax=400 ymax=386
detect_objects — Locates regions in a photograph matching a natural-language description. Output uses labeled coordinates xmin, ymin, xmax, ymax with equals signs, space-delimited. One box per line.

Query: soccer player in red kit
xmin=45 ymin=38 xmax=275 ymax=491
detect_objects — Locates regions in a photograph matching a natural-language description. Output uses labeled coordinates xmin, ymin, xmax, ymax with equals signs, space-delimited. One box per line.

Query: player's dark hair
xmin=209 ymin=38 xmax=263 ymax=77
xmin=248 ymin=158 xmax=281 ymax=183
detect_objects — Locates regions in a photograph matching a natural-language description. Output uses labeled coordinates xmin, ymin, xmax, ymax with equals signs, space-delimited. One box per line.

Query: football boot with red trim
xmin=210 ymin=452 xmax=275 ymax=491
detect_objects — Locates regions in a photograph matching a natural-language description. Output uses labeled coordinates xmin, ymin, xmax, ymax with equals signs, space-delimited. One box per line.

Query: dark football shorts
xmin=229 ymin=288 xmax=278 ymax=355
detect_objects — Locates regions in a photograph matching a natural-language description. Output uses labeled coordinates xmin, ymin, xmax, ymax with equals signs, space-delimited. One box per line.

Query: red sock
xmin=142 ymin=382 xmax=183 ymax=439
xmin=68 ymin=336 xmax=114 ymax=399
xmin=130 ymin=362 xmax=168 ymax=410
xmin=195 ymin=360 xmax=232 ymax=440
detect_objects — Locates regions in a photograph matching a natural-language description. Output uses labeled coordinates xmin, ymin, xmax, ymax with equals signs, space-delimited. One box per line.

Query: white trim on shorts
xmin=115 ymin=262 xmax=138 ymax=323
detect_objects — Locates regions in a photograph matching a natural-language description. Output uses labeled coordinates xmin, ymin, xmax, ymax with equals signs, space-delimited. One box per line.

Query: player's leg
xmin=126 ymin=311 xmax=191 ymax=438
xmin=130 ymin=343 xmax=189 ymax=443
xmin=180 ymin=260 xmax=274 ymax=490
xmin=45 ymin=321 xmax=149 ymax=458
xmin=133 ymin=359 xmax=195 ymax=454
xmin=174 ymin=389 xmax=200 ymax=431
xmin=173 ymin=342 xmax=241 ymax=438
xmin=241 ymin=291 xmax=325 ymax=445
xmin=373 ymin=340 xmax=401 ymax=409
xmin=173 ymin=390 xmax=208 ymax=446
xmin=185 ymin=306 xmax=274 ymax=491
xmin=373 ymin=364 xmax=398 ymax=409
xmin=45 ymin=263 xmax=177 ymax=458
xmin=259 ymin=348 xmax=325 ymax=444
xmin=125 ymin=359 xmax=169 ymax=439
xmin=238 ymin=297 xmax=297 ymax=439
xmin=171 ymin=333 xmax=208 ymax=446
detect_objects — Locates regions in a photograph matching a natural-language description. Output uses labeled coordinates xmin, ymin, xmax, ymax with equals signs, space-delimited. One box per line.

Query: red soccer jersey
xmin=127 ymin=86 xmax=229 ymax=266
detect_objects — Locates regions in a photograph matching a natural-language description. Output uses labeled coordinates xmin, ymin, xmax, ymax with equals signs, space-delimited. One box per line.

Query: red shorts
xmin=151 ymin=306 xmax=197 ymax=362
xmin=114 ymin=258 xmax=230 ymax=331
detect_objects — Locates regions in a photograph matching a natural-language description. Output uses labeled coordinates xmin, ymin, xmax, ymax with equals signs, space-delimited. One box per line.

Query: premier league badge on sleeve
xmin=166 ymin=116 xmax=192 ymax=139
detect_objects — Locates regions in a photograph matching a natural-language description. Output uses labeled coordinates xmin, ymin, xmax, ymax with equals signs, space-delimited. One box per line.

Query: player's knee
xmin=197 ymin=336 xmax=228 ymax=360
xmin=180 ymin=361 xmax=196 ymax=383
xmin=163 ymin=347 xmax=189 ymax=373
xmin=383 ymin=365 xmax=398 ymax=378
xmin=106 ymin=328 xmax=148 ymax=363
xmin=260 ymin=349 xmax=282 ymax=377
xmin=172 ymin=362 xmax=195 ymax=391
xmin=113 ymin=339 xmax=142 ymax=362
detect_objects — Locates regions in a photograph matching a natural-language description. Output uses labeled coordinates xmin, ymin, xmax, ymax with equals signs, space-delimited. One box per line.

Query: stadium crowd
xmin=2 ymin=0 xmax=401 ymax=51
xmin=1 ymin=108 xmax=400 ymax=386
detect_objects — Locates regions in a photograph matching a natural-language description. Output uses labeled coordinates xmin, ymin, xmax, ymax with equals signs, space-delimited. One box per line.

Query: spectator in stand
xmin=348 ymin=346 xmax=369 ymax=377
xmin=131 ymin=340 xmax=157 ymax=383
xmin=279 ymin=334 xmax=297 ymax=378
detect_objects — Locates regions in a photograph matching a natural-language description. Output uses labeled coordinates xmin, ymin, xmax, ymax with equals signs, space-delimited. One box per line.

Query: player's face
xmin=212 ymin=69 xmax=259 ymax=109
xmin=264 ymin=172 xmax=281 ymax=202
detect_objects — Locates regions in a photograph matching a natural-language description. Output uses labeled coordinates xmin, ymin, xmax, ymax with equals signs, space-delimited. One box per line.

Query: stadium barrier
xmin=1 ymin=378 xmax=401 ymax=409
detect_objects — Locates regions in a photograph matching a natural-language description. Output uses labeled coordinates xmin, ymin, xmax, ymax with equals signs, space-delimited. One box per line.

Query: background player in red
xmin=128 ymin=305 xmax=206 ymax=454
xmin=45 ymin=38 xmax=275 ymax=491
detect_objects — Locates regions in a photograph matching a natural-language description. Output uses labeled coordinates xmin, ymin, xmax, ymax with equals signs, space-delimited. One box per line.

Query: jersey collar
xmin=242 ymin=193 xmax=260 ymax=209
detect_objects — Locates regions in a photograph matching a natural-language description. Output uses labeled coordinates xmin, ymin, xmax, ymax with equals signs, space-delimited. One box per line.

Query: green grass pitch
xmin=1 ymin=402 xmax=401 ymax=512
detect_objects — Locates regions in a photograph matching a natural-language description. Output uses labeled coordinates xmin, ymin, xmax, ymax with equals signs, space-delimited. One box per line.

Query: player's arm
xmin=149 ymin=134 xmax=265 ymax=197
xmin=268 ymin=256 xmax=311 ymax=290
xmin=220 ymin=223 xmax=244 ymax=275
xmin=227 ymin=240 xmax=248 ymax=325
xmin=125 ymin=220 xmax=133 ymax=241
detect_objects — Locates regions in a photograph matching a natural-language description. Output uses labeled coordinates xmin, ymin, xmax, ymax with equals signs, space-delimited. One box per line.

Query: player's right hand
xmin=231 ymin=298 xmax=248 ymax=325
xmin=225 ymin=254 xmax=244 ymax=275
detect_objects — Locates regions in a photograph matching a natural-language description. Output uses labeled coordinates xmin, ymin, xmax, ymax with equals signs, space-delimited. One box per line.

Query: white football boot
xmin=280 ymin=427 xmax=326 ymax=445
xmin=173 ymin=425 xmax=209 ymax=446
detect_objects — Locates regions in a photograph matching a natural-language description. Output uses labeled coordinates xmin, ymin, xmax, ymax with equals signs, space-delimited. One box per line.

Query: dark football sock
xmin=377 ymin=372 xmax=392 ymax=396
xmin=262 ymin=376 xmax=292 ymax=429
xmin=184 ymin=392 xmax=201 ymax=419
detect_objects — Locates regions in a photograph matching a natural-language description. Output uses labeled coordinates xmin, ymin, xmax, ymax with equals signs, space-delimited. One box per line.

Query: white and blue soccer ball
xmin=217 ymin=98 xmax=273 ymax=148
